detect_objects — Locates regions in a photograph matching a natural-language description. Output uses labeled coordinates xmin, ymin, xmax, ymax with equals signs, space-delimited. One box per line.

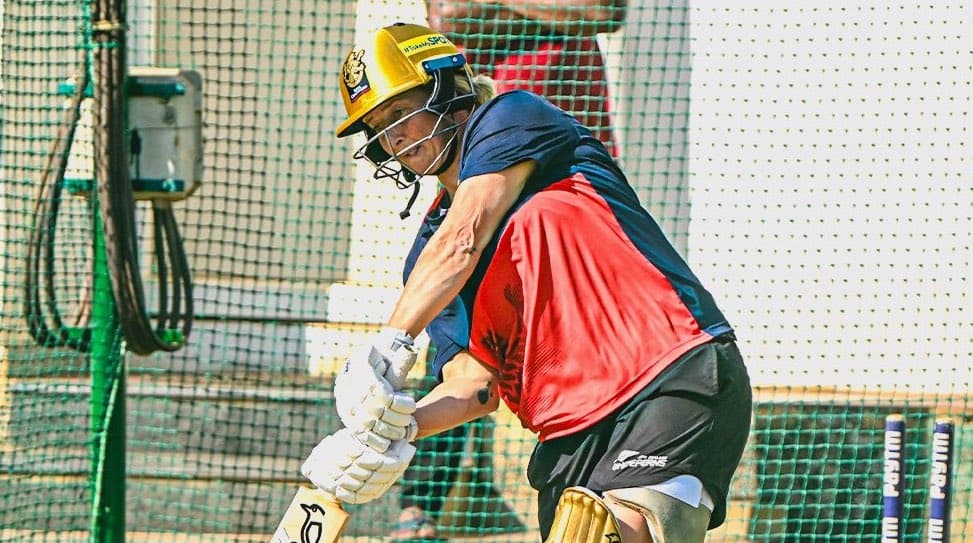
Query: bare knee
xmin=604 ymin=487 xmax=710 ymax=543
xmin=603 ymin=497 xmax=653 ymax=543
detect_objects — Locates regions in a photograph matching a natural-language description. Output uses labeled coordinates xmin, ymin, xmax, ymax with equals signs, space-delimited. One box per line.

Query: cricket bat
xmin=271 ymin=485 xmax=349 ymax=543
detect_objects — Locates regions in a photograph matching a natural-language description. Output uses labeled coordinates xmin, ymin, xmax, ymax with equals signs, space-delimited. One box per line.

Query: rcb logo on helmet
xmin=342 ymin=49 xmax=370 ymax=103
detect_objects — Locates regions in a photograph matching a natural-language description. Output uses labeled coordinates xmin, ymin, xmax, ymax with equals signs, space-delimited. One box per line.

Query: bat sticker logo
xmin=292 ymin=502 xmax=328 ymax=543
xmin=605 ymin=534 xmax=621 ymax=543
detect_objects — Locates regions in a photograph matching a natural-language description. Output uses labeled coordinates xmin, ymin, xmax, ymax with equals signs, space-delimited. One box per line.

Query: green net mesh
xmin=2 ymin=1 xmax=971 ymax=541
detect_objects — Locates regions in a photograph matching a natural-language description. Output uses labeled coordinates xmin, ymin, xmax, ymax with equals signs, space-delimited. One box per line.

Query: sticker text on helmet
xmin=398 ymin=34 xmax=450 ymax=56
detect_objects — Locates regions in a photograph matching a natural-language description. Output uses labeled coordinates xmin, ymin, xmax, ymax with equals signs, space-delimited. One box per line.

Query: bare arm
xmin=414 ymin=350 xmax=501 ymax=439
xmin=387 ymin=160 xmax=534 ymax=338
xmin=428 ymin=0 xmax=627 ymax=42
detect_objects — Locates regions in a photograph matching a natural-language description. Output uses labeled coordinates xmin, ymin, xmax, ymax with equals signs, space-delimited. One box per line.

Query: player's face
xmin=363 ymin=87 xmax=455 ymax=175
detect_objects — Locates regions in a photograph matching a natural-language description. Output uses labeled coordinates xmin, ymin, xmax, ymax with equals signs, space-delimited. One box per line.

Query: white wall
xmin=689 ymin=1 xmax=973 ymax=391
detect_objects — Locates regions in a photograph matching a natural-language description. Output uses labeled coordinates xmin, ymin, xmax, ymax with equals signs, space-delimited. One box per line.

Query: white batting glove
xmin=333 ymin=328 xmax=420 ymax=451
xmin=301 ymin=428 xmax=416 ymax=505
xmin=368 ymin=327 xmax=420 ymax=389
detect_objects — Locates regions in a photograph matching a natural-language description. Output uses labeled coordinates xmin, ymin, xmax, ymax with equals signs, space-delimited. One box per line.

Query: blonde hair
xmin=456 ymin=73 xmax=497 ymax=106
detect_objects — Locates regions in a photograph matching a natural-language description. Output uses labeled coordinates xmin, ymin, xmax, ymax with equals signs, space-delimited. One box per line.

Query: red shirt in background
xmin=464 ymin=36 xmax=617 ymax=155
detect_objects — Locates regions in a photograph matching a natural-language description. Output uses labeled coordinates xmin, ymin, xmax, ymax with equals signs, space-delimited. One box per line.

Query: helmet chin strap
xmin=399 ymin=182 xmax=422 ymax=220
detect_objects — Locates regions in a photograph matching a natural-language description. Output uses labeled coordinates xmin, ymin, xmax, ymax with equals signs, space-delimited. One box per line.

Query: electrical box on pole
xmin=127 ymin=67 xmax=203 ymax=200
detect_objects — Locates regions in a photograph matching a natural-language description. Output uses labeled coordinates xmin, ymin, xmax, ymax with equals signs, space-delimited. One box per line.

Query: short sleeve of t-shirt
xmin=424 ymin=298 xmax=469 ymax=377
xmin=459 ymin=90 xmax=581 ymax=181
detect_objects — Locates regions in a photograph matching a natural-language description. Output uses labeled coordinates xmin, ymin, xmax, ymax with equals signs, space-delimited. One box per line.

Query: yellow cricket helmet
xmin=336 ymin=22 xmax=471 ymax=138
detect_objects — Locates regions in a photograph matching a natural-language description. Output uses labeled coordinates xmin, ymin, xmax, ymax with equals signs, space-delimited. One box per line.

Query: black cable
xmin=152 ymin=202 xmax=170 ymax=330
xmin=154 ymin=201 xmax=193 ymax=339
xmin=24 ymin=66 xmax=92 ymax=352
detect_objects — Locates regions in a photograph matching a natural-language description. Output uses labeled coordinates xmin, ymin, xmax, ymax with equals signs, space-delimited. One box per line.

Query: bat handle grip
xmin=301 ymin=484 xmax=340 ymax=504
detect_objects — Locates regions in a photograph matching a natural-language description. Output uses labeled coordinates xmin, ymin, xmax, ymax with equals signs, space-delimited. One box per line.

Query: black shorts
xmin=526 ymin=338 xmax=752 ymax=538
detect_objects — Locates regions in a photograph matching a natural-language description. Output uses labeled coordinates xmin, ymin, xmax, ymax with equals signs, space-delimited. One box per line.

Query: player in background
xmin=394 ymin=1 xmax=627 ymax=538
xmin=426 ymin=0 xmax=625 ymax=155
xmin=301 ymin=23 xmax=752 ymax=543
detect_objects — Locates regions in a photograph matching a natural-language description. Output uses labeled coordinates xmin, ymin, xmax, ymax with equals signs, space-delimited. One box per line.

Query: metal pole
xmin=90 ymin=204 xmax=126 ymax=543
xmin=128 ymin=0 xmax=157 ymax=66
